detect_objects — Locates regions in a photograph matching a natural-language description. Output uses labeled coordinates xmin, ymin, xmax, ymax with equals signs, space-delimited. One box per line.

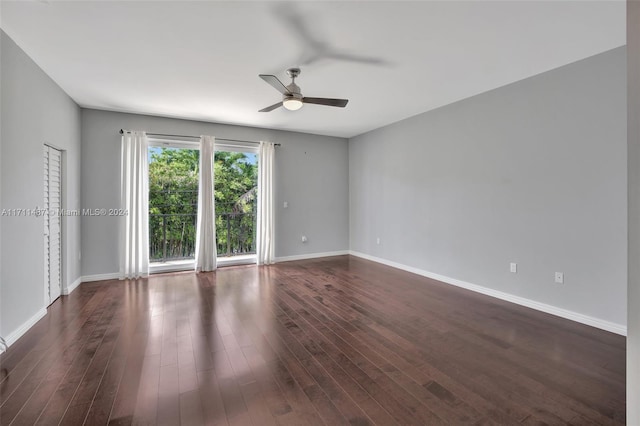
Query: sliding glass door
xmin=148 ymin=140 xmax=258 ymax=271
xmin=214 ymin=150 xmax=258 ymax=261
xmin=149 ymin=146 xmax=199 ymax=265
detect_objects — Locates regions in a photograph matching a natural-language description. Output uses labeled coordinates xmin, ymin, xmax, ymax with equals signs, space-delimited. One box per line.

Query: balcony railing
xmin=149 ymin=205 xmax=256 ymax=263
xmin=216 ymin=210 xmax=256 ymax=258
xmin=149 ymin=213 xmax=197 ymax=262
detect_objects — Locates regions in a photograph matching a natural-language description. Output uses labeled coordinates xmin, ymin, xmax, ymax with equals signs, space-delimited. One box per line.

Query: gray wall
xmin=627 ymin=0 xmax=640 ymax=422
xmin=0 ymin=31 xmax=82 ymax=338
xmin=349 ymin=47 xmax=627 ymax=327
xmin=81 ymin=109 xmax=349 ymax=277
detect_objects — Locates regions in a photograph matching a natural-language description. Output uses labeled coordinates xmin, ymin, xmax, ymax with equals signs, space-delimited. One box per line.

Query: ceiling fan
xmin=258 ymin=68 xmax=349 ymax=112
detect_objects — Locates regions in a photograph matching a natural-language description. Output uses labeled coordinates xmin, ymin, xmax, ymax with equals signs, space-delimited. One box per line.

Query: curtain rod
xmin=119 ymin=129 xmax=280 ymax=146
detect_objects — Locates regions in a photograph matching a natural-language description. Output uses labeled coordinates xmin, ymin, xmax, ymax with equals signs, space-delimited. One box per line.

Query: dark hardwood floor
xmin=0 ymin=255 xmax=625 ymax=425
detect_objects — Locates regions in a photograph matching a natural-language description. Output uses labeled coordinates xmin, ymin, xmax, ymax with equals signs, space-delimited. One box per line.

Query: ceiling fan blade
xmin=325 ymin=51 xmax=390 ymax=67
xmin=259 ymin=74 xmax=290 ymax=95
xmin=272 ymin=2 xmax=326 ymax=52
xmin=271 ymin=3 xmax=386 ymax=68
xmin=302 ymin=97 xmax=349 ymax=108
xmin=259 ymin=102 xmax=283 ymax=112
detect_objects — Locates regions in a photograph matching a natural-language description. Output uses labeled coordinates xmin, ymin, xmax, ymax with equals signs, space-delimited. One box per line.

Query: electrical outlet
xmin=510 ymin=262 xmax=517 ymax=273
xmin=301 ymin=235 xmax=308 ymax=243
xmin=283 ymin=201 xmax=288 ymax=208
xmin=376 ymin=237 xmax=380 ymax=245
xmin=555 ymin=272 xmax=564 ymax=284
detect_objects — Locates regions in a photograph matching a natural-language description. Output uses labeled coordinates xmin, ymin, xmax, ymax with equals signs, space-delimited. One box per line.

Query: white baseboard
xmin=62 ymin=276 xmax=82 ymax=295
xmin=1 ymin=308 xmax=47 ymax=352
xmin=81 ymin=272 xmax=120 ymax=282
xmin=349 ymin=251 xmax=627 ymax=336
xmin=275 ymin=250 xmax=349 ymax=263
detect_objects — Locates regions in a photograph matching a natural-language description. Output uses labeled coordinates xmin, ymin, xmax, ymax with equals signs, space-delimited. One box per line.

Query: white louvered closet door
xmin=44 ymin=145 xmax=62 ymax=305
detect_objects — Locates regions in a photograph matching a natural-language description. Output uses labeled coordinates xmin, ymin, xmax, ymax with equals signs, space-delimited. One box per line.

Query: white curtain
xmin=257 ymin=141 xmax=275 ymax=265
xmin=119 ymin=130 xmax=149 ymax=279
xmin=195 ymin=135 xmax=217 ymax=272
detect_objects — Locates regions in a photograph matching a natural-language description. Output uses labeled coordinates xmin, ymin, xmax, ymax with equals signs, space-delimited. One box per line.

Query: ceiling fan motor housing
xmin=285 ymin=68 xmax=302 ymax=98
xmin=284 ymin=89 xmax=302 ymax=102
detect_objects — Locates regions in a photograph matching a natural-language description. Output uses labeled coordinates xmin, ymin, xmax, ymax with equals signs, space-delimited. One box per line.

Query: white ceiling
xmin=0 ymin=1 xmax=626 ymax=138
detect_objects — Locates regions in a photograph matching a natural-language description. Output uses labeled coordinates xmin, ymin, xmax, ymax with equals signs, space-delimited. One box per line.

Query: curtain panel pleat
xmin=257 ymin=141 xmax=275 ymax=265
xmin=195 ymin=135 xmax=217 ymax=271
xmin=119 ymin=131 xmax=149 ymax=279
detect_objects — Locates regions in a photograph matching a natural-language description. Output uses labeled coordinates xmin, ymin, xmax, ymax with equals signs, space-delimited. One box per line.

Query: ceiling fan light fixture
xmin=283 ymin=97 xmax=303 ymax=111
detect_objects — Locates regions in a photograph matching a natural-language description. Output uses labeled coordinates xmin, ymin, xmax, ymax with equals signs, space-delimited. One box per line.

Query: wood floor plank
xmin=0 ymin=256 xmax=625 ymax=425
xmin=179 ymin=389 xmax=205 ymax=426
xmin=240 ymin=344 xmax=321 ymax=424
xmin=252 ymin=327 xmax=347 ymax=426
xmin=196 ymin=368 xmax=229 ymax=426
xmin=131 ymin=354 xmax=161 ymax=425
xmin=83 ymin=337 xmax=131 ymax=424
xmin=156 ymin=360 xmax=180 ymax=426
